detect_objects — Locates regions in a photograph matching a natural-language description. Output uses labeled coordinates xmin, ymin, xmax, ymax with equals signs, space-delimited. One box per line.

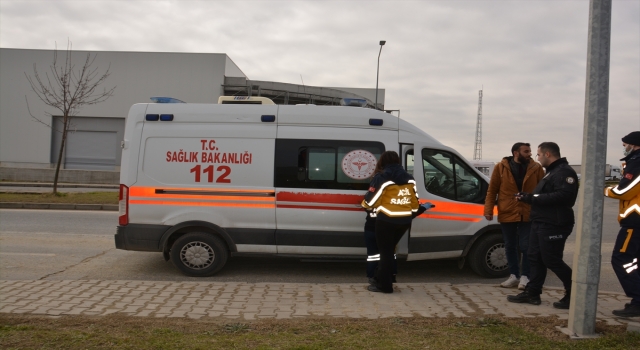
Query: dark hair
xmin=374 ymin=151 xmax=400 ymax=174
xmin=538 ymin=142 xmax=561 ymax=158
xmin=511 ymin=142 xmax=530 ymax=155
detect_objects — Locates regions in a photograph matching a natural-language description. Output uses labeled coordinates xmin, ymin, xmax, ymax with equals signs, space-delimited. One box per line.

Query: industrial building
xmin=0 ymin=48 xmax=384 ymax=182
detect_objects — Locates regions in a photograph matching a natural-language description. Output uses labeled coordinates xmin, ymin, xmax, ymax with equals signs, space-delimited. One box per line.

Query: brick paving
xmin=1 ymin=280 xmax=638 ymax=328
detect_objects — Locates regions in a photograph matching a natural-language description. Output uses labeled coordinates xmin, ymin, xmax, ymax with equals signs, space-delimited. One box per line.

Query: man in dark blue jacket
xmin=507 ymin=142 xmax=579 ymax=309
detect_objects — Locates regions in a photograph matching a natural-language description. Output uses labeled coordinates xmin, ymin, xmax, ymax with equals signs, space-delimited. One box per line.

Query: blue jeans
xmin=500 ymin=221 xmax=531 ymax=278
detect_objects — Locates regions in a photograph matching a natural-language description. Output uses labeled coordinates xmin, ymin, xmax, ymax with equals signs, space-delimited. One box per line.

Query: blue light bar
xmin=369 ymin=118 xmax=383 ymax=126
xmin=146 ymin=114 xmax=159 ymax=121
xmin=340 ymin=98 xmax=368 ymax=107
xmin=160 ymin=114 xmax=174 ymax=121
xmin=261 ymin=115 xmax=276 ymax=122
xmin=150 ymin=97 xmax=186 ymax=103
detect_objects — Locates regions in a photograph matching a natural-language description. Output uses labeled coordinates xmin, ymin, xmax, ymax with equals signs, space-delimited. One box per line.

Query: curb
xmin=0 ymin=202 xmax=118 ymax=211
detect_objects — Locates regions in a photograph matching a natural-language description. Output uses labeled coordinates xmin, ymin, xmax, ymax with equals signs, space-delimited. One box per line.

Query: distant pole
xmin=473 ymin=88 xmax=483 ymax=160
xmin=566 ymin=0 xmax=611 ymax=338
xmin=375 ymin=40 xmax=386 ymax=110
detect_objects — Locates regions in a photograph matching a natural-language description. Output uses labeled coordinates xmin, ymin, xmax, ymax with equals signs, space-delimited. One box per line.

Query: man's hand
xmin=515 ymin=192 xmax=533 ymax=204
xmin=484 ymin=215 xmax=493 ymax=221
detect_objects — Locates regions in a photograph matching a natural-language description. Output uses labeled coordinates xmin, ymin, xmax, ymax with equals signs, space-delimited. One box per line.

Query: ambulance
xmin=115 ymin=97 xmax=504 ymax=278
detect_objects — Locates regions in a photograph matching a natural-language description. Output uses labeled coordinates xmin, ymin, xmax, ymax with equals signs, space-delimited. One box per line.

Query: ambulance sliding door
xmin=407 ymin=142 xmax=488 ymax=261
xmin=274 ymin=127 xmax=394 ymax=256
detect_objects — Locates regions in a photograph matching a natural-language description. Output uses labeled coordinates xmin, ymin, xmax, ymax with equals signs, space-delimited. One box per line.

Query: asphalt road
xmin=0 ymin=199 xmax=625 ymax=294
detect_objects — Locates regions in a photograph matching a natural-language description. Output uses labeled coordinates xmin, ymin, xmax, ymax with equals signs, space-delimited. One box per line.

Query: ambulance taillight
xmin=119 ymin=184 xmax=129 ymax=225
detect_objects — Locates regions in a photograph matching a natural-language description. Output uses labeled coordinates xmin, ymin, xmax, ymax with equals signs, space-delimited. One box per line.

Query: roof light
xmin=261 ymin=115 xmax=276 ymax=122
xmin=369 ymin=118 xmax=384 ymax=126
xmin=340 ymin=98 xmax=368 ymax=107
xmin=146 ymin=114 xmax=159 ymax=121
xmin=150 ymin=97 xmax=186 ymax=103
xmin=160 ymin=114 xmax=174 ymax=121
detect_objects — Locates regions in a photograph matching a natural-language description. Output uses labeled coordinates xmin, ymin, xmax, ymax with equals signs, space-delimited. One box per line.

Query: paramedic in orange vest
xmin=362 ymin=151 xmax=429 ymax=293
xmin=605 ymin=131 xmax=640 ymax=318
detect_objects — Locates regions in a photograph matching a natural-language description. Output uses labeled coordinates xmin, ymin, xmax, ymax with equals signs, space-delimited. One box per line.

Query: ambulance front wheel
xmin=468 ymin=232 xmax=509 ymax=278
xmin=170 ymin=232 xmax=229 ymax=277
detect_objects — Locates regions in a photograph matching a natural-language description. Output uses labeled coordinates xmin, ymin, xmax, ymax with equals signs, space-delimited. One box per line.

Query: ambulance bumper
xmin=115 ymin=224 xmax=170 ymax=252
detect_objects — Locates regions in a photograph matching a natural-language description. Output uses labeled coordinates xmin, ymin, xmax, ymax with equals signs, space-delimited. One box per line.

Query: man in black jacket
xmin=507 ymin=142 xmax=579 ymax=309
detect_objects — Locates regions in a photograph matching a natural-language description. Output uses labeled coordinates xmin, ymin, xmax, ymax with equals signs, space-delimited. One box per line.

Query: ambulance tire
xmin=170 ymin=232 xmax=228 ymax=277
xmin=468 ymin=232 xmax=509 ymax=278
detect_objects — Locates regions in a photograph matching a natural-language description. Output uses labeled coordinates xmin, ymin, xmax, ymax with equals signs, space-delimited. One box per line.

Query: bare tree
xmin=25 ymin=40 xmax=115 ymax=194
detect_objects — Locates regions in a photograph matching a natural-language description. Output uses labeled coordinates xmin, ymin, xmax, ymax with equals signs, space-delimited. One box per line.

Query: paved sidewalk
xmin=1 ymin=280 xmax=638 ymax=328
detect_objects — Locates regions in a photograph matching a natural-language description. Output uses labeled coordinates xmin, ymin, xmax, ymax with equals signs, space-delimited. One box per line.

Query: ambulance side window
xmin=422 ymin=149 xmax=487 ymax=204
xmin=275 ymin=139 xmax=385 ymax=190
xmin=308 ymin=148 xmax=336 ymax=181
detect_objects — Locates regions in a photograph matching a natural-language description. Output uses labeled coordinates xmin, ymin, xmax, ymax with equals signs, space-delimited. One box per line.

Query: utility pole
xmin=563 ymin=0 xmax=612 ymax=339
xmin=473 ymin=89 xmax=483 ymax=160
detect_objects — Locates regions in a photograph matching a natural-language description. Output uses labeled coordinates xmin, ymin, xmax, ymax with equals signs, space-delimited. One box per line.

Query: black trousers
xmin=526 ymin=221 xmax=573 ymax=296
xmin=365 ymin=225 xmax=397 ymax=278
xmin=612 ymin=226 xmax=640 ymax=305
xmin=374 ymin=220 xmax=410 ymax=293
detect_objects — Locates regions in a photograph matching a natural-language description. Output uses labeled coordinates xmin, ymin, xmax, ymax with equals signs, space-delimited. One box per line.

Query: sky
xmin=1 ymin=0 xmax=638 ymax=166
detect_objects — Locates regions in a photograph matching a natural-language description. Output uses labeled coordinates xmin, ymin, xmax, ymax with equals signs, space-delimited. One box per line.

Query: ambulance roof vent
xmin=150 ymin=97 xmax=186 ymax=103
xmin=218 ymin=96 xmax=275 ymax=105
xmin=340 ymin=98 xmax=368 ymax=108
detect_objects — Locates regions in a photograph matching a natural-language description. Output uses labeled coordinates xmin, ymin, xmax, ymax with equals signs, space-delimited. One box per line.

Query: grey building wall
xmin=0 ymin=48 xmax=384 ymax=179
xmin=0 ymin=48 xmax=241 ymax=168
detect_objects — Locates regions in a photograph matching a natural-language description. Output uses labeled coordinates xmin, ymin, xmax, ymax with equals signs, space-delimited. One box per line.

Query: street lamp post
xmin=375 ymin=40 xmax=386 ymax=110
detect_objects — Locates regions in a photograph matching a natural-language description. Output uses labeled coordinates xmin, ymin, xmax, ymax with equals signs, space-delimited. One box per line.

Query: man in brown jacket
xmin=484 ymin=142 xmax=545 ymax=289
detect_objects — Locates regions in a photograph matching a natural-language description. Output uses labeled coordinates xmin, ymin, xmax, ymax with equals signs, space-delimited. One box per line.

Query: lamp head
xmin=379 ymin=40 xmax=386 ymax=46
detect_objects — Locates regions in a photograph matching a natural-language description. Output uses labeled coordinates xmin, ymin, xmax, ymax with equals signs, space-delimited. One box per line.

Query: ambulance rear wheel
xmin=170 ymin=232 xmax=228 ymax=277
xmin=468 ymin=232 xmax=509 ymax=278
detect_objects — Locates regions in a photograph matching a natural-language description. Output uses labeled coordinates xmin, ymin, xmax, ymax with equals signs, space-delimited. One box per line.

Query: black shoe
xmin=612 ymin=303 xmax=640 ymax=317
xmin=553 ymin=294 xmax=570 ymax=309
xmin=368 ymin=277 xmax=377 ymax=286
xmin=507 ymin=290 xmax=541 ymax=305
xmin=367 ymin=285 xmax=392 ymax=294
xmin=392 ymin=275 xmax=397 ymax=283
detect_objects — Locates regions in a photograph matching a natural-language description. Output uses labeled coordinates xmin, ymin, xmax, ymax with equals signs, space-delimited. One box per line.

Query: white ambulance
xmin=115 ymin=97 xmax=504 ymax=278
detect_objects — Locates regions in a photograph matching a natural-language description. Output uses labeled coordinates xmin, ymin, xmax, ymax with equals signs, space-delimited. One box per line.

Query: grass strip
xmin=1 ymin=314 xmax=639 ymax=349
xmin=0 ymin=192 xmax=118 ymax=205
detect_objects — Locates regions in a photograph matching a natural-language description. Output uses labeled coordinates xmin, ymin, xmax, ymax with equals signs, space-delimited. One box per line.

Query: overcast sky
xmin=1 ymin=0 xmax=638 ymax=166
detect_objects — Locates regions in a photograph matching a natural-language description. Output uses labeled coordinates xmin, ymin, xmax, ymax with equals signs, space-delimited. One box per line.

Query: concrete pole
xmin=567 ymin=0 xmax=611 ymax=338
